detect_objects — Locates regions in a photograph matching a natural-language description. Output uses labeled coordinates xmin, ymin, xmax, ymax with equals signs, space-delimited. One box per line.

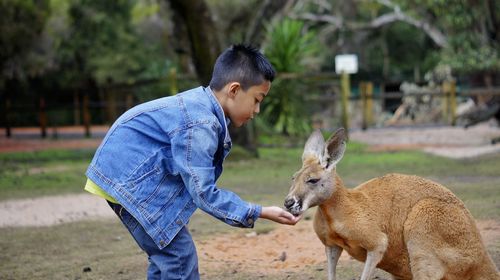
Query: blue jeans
xmin=108 ymin=201 xmax=199 ymax=280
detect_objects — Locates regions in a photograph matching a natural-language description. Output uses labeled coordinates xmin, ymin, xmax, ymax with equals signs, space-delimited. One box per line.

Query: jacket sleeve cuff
xmin=244 ymin=204 xmax=262 ymax=228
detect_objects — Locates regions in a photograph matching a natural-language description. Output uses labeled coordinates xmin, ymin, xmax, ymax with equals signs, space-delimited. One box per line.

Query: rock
xmin=245 ymin=231 xmax=257 ymax=238
xmin=82 ymin=266 xmax=92 ymax=273
xmin=279 ymin=251 xmax=287 ymax=262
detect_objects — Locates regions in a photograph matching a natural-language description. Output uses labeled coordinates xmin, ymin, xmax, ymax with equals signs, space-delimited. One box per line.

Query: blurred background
xmin=1 ymin=0 xmax=499 ymax=153
xmin=1 ymin=1 xmax=500 ymax=279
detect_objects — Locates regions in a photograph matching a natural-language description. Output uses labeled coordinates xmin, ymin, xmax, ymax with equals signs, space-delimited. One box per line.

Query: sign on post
xmin=335 ymin=54 xmax=358 ymax=74
xmin=335 ymin=54 xmax=358 ymax=137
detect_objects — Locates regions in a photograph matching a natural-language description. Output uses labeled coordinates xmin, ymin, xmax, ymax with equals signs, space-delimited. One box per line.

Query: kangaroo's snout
xmin=284 ymin=196 xmax=302 ymax=216
xmin=284 ymin=197 xmax=295 ymax=209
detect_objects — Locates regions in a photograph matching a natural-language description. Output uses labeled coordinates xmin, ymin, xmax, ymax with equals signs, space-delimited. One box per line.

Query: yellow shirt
xmin=84 ymin=178 xmax=119 ymax=204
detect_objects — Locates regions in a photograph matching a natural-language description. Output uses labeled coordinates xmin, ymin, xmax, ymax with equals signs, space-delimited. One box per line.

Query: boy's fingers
xmin=281 ymin=212 xmax=302 ymax=225
xmin=290 ymin=214 xmax=302 ymax=223
xmin=281 ymin=210 xmax=295 ymax=219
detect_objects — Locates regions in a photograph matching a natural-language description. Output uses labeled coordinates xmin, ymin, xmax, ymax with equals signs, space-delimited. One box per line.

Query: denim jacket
xmin=86 ymin=86 xmax=262 ymax=249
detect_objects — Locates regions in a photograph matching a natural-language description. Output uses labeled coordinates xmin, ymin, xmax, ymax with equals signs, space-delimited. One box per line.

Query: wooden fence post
xmin=4 ymin=96 xmax=11 ymax=137
xmin=82 ymin=92 xmax=91 ymax=137
xmin=106 ymin=89 xmax=117 ymax=123
xmin=126 ymin=93 xmax=134 ymax=109
xmin=361 ymin=81 xmax=373 ymax=130
xmin=441 ymin=80 xmax=457 ymax=125
xmin=73 ymin=91 xmax=80 ymax=125
xmin=442 ymin=81 xmax=449 ymax=123
xmin=39 ymin=96 xmax=47 ymax=138
xmin=169 ymin=68 xmax=178 ymax=95
xmin=340 ymin=72 xmax=350 ymax=138
xmin=449 ymin=80 xmax=457 ymax=126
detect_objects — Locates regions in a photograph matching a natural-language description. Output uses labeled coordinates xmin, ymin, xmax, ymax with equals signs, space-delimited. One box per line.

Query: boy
xmin=84 ymin=44 xmax=301 ymax=279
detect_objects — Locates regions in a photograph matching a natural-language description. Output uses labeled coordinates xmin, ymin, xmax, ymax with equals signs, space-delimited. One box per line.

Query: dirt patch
xmin=196 ymin=218 xmax=337 ymax=275
xmin=350 ymin=123 xmax=500 ymax=158
xmin=0 ymin=126 xmax=108 ymax=153
xmin=196 ymin=219 xmax=500 ymax=275
xmin=0 ymin=193 xmax=115 ymax=227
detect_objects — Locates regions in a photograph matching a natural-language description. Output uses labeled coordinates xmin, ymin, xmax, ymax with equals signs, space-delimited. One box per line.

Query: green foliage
xmin=56 ymin=0 xmax=168 ymax=86
xmin=440 ymin=38 xmax=499 ymax=74
xmin=262 ymin=19 xmax=321 ymax=136
xmin=0 ymin=0 xmax=50 ymax=79
xmin=435 ymin=0 xmax=499 ymax=73
xmin=395 ymin=0 xmax=499 ymax=74
xmin=131 ymin=1 xmax=160 ymax=24
xmin=370 ymin=22 xmax=439 ymax=80
xmin=264 ymin=19 xmax=320 ymax=73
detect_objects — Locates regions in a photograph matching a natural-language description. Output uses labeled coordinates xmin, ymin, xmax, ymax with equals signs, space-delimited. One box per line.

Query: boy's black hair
xmin=209 ymin=44 xmax=276 ymax=91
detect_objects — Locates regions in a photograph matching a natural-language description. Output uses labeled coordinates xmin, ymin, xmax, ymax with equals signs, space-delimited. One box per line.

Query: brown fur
xmin=285 ymin=129 xmax=499 ymax=280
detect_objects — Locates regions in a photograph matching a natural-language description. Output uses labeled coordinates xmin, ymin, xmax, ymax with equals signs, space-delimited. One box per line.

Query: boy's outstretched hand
xmin=260 ymin=206 xmax=302 ymax=225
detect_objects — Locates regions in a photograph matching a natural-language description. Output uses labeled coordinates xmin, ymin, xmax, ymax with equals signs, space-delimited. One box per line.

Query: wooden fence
xmin=339 ymin=79 xmax=500 ymax=135
xmin=1 ymin=71 xmax=197 ymax=138
xmin=2 ymin=73 xmax=500 ymax=138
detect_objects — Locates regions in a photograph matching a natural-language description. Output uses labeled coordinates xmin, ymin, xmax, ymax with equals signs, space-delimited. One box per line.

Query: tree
xmin=0 ymin=0 xmax=50 ymax=80
xmin=288 ymin=0 xmax=499 ymax=81
xmin=425 ymin=0 xmax=499 ymax=77
xmin=0 ymin=0 xmax=51 ymax=136
xmin=57 ymin=0 xmax=162 ymax=87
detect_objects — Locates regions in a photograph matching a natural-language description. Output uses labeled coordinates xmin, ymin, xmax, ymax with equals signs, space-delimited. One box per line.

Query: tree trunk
xmin=168 ymin=0 xmax=221 ymax=86
xmin=245 ymin=0 xmax=291 ymax=45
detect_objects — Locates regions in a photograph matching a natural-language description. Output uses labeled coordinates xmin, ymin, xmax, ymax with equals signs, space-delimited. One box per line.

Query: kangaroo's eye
xmin=307 ymin=178 xmax=320 ymax=184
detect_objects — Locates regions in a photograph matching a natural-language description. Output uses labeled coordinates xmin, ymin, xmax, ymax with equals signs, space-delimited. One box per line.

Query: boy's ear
xmin=227 ymin=82 xmax=241 ymax=98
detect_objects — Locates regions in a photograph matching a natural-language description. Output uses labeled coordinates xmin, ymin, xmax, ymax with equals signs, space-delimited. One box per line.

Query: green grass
xmin=0 ymin=149 xmax=94 ymax=200
xmin=1 ymin=143 xmax=499 ymax=217
xmin=0 ymin=220 xmax=147 ymax=280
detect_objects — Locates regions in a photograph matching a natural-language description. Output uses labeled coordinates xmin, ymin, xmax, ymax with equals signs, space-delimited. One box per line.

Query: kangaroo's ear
xmin=324 ymin=128 xmax=347 ymax=170
xmin=302 ymin=129 xmax=325 ymax=162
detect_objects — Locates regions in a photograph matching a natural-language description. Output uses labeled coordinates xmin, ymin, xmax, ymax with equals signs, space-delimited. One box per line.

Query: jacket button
xmin=223 ymin=143 xmax=230 ymax=149
xmin=247 ymin=218 xmax=254 ymax=225
xmin=159 ymin=240 xmax=165 ymax=246
xmin=176 ymin=220 xmax=183 ymax=225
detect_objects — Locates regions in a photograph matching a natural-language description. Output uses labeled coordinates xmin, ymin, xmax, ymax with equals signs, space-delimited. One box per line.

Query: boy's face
xmin=226 ymin=81 xmax=271 ymax=127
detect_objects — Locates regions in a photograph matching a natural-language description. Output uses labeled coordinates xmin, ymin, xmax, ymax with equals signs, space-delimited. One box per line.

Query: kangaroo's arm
xmin=326 ymin=245 xmax=343 ymax=280
xmin=360 ymin=233 xmax=388 ymax=280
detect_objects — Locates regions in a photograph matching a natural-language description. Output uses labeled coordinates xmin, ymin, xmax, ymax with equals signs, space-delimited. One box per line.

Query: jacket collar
xmin=204 ymin=86 xmax=232 ymax=144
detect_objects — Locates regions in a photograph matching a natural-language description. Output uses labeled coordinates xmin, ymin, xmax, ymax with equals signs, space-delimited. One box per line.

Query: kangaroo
xmin=284 ymin=128 xmax=499 ymax=280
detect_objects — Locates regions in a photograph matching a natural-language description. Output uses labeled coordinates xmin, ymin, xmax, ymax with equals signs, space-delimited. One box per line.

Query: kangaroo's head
xmin=284 ymin=128 xmax=347 ymax=216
